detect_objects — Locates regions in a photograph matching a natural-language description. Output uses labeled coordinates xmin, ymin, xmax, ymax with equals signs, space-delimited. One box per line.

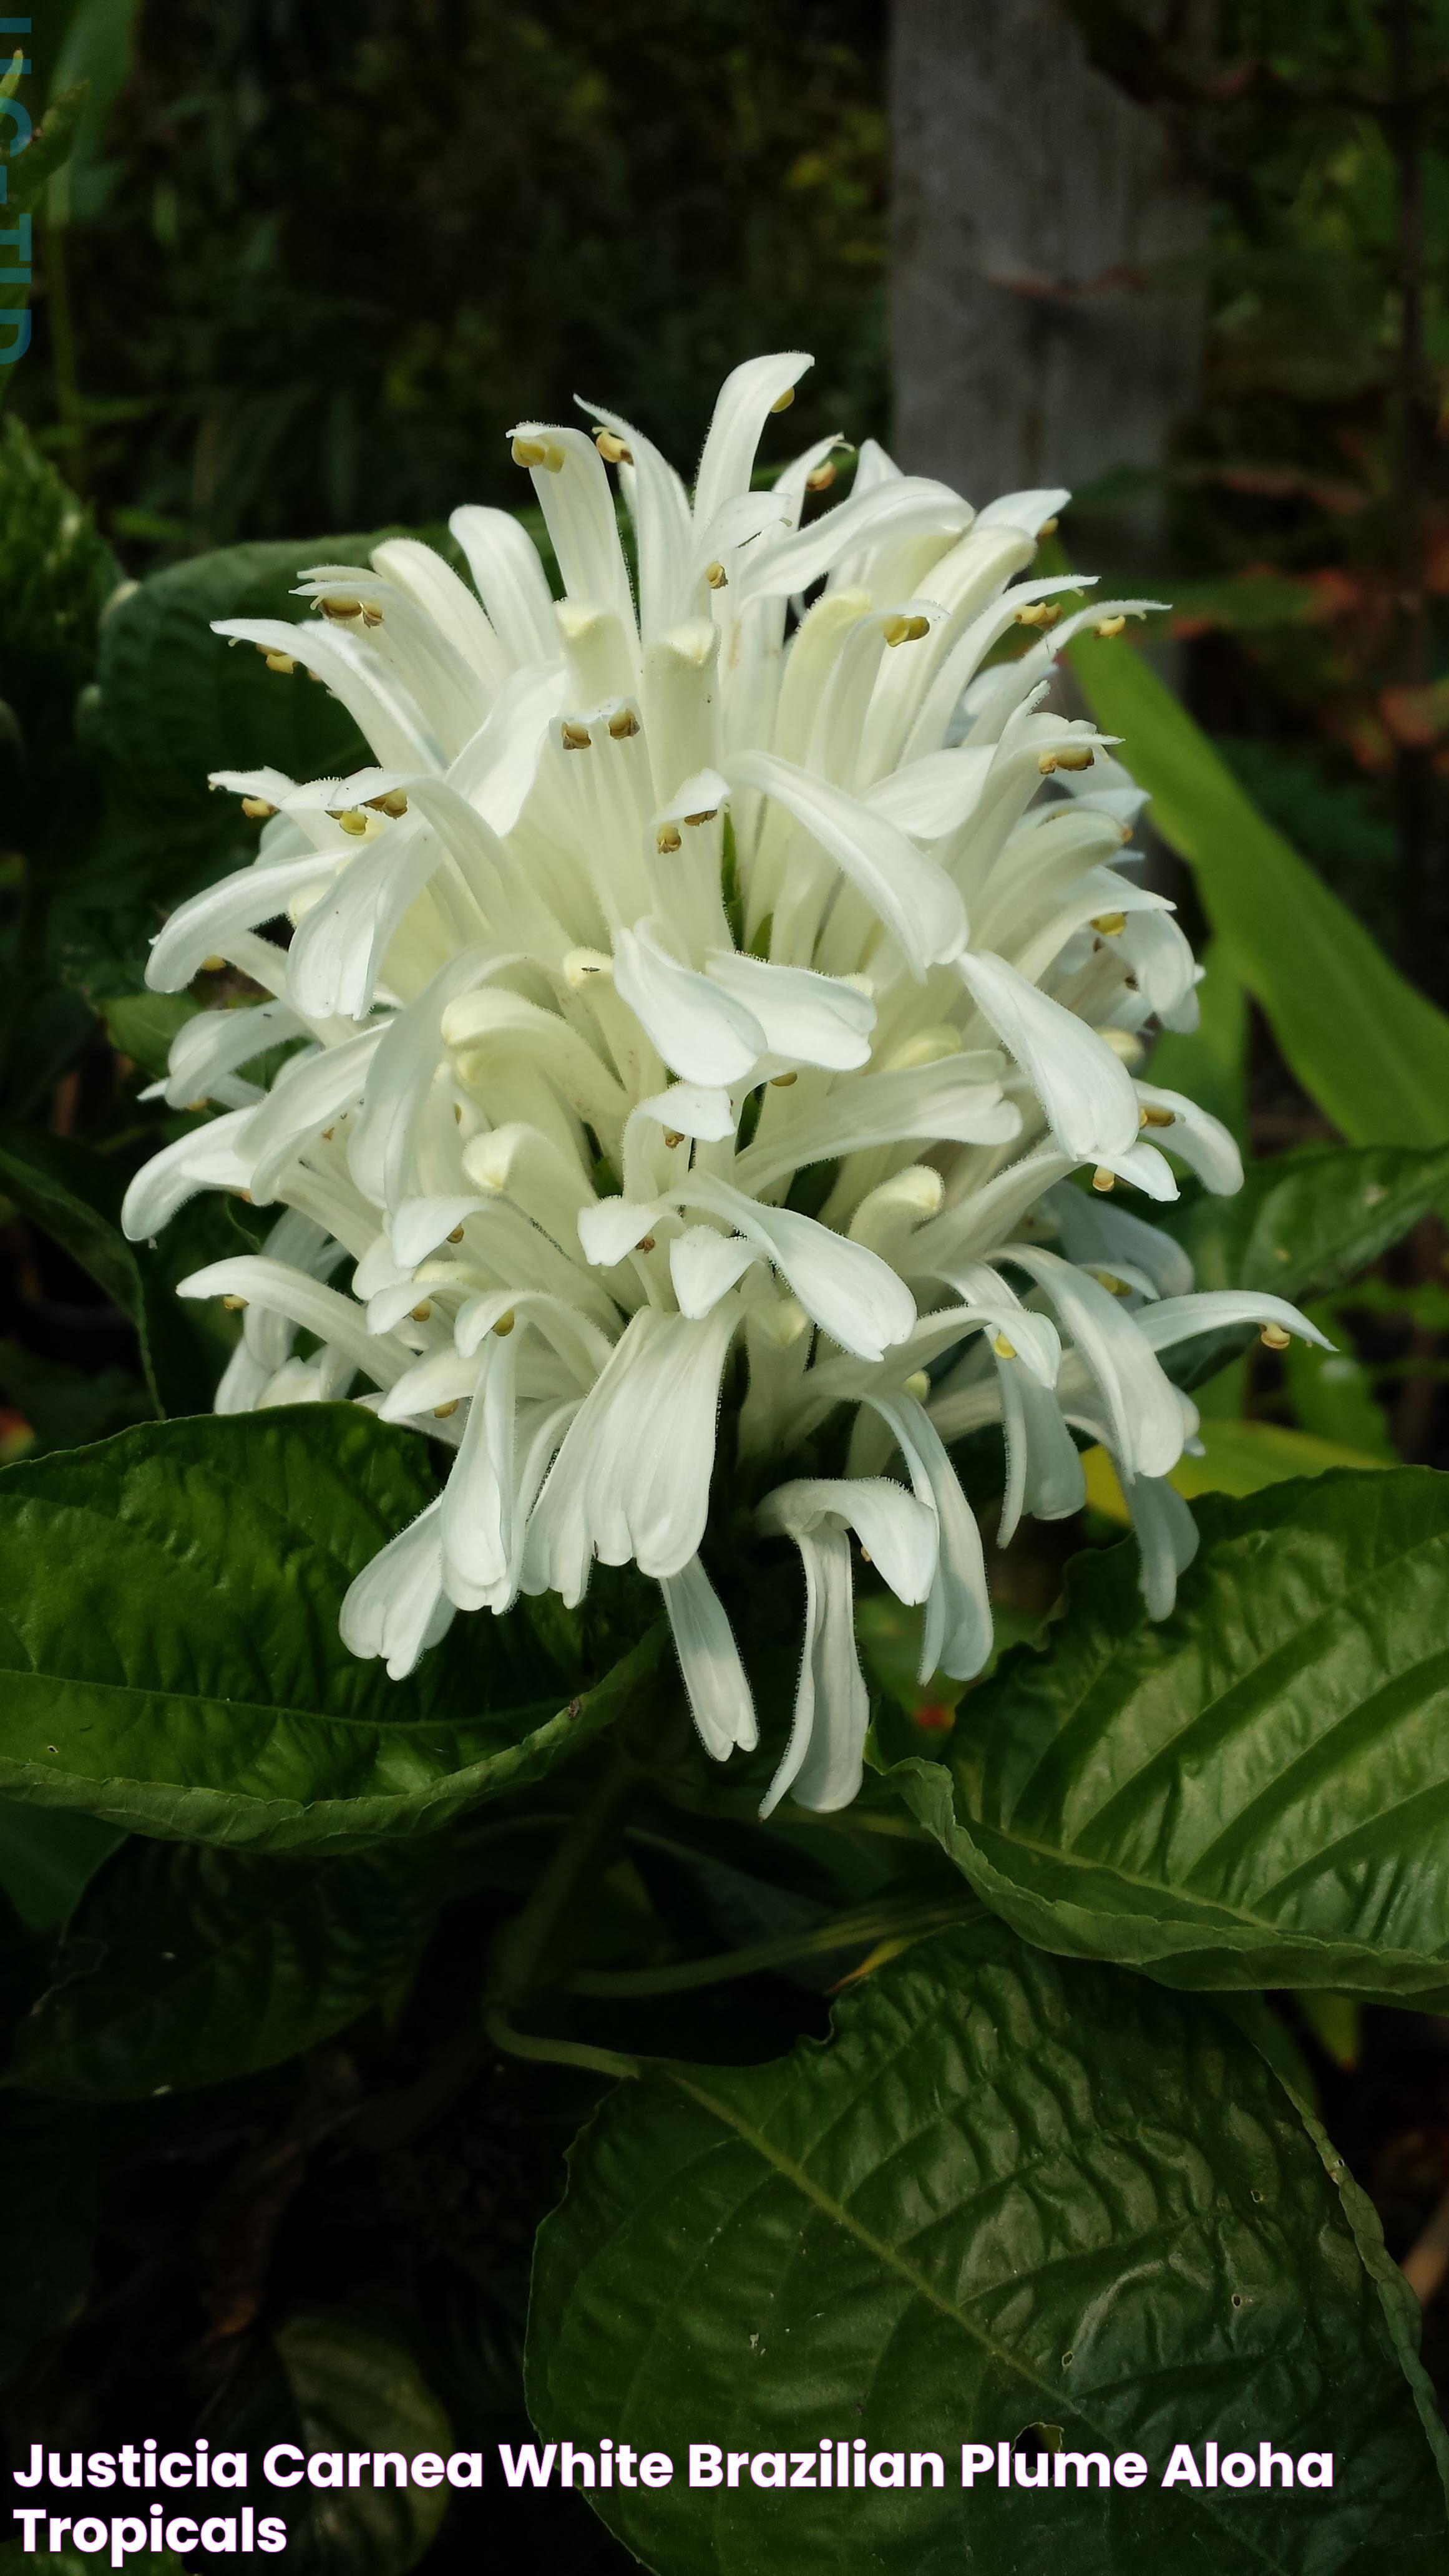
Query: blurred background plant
xmin=4 ymin=0 xmax=1449 ymax=2557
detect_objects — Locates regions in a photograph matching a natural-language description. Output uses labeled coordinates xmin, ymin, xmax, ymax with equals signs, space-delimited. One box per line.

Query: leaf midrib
xmin=665 ymin=2067 xmax=1297 ymax=2575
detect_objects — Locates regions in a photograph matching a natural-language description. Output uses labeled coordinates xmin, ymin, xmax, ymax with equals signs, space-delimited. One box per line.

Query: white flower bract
xmin=123 ymin=353 xmax=1325 ymax=1816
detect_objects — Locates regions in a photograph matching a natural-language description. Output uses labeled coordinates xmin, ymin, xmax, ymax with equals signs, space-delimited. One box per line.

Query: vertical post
xmin=889 ymin=0 xmax=1206 ymax=559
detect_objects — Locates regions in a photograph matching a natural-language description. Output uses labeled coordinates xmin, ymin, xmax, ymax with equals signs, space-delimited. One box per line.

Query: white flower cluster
xmin=122 ymin=354 xmax=1322 ymax=1815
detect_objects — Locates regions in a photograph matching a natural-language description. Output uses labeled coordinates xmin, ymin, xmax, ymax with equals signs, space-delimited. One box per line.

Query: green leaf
xmin=1164 ymin=1141 xmax=1449 ymax=1304
xmin=0 ymin=1121 xmax=215 ymax=1418
xmin=526 ymin=1920 xmax=1449 ymax=2572
xmin=0 ymin=1408 xmax=660 ymax=1852
xmin=44 ymin=0 xmax=142 ymax=227
xmin=895 ymin=1470 xmax=1449 ymax=2004
xmin=11 ymin=1840 xmax=436 ymax=2097
xmin=1070 ymin=633 xmax=1449 ymax=1149
xmin=0 ymin=1800 xmax=120 ymax=1933
xmin=0 ymin=2096 xmax=95 ymax=2384
xmin=91 ymin=539 xmax=373 ymax=907
xmin=0 ymin=1125 xmax=137 ymax=1312
xmin=98 ymin=989 xmax=199 ymax=1079
xmin=2 ymin=83 xmax=88 ymax=219
xmin=273 ymin=2315 xmax=451 ymax=2576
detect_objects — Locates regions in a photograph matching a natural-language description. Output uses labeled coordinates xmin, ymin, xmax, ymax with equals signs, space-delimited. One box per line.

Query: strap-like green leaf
xmin=1071 ymin=633 xmax=1449 ymax=1149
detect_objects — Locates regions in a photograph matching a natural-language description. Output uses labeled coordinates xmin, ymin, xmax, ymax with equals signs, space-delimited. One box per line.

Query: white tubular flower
xmin=125 ymin=353 xmax=1322 ymax=1799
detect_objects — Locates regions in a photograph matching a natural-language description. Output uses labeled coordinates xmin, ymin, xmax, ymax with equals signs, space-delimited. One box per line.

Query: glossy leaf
xmin=1165 ymin=1141 xmax=1449 ymax=1304
xmin=1071 ymin=633 xmax=1449 ymax=1149
xmin=0 ymin=1408 xmax=661 ymax=1852
xmin=527 ymin=1920 xmax=1449 ymax=2573
xmin=897 ymin=1471 xmax=1449 ymax=2004
xmin=11 ymin=1840 xmax=436 ymax=2097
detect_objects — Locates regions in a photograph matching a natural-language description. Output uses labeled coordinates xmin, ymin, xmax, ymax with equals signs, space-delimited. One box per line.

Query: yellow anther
xmin=883 ymin=613 xmax=930 ymax=646
xmin=1095 ymin=614 xmax=1126 ymax=639
xmin=512 ymin=434 xmax=564 ymax=472
xmin=337 ymin=809 xmax=368 ymax=836
xmin=1092 ymin=911 xmax=1127 ymax=936
xmin=560 ymin=721 xmax=592 ymax=750
xmin=1092 ymin=1269 xmax=1131 ymax=1296
xmin=770 ymin=1070 xmax=798 ymax=1087
xmin=608 ymin=708 xmax=640 ymax=739
xmin=263 ymin=651 xmax=296 ymax=675
xmin=705 ymin=560 xmax=728 ymax=590
xmin=1141 ymin=1103 xmax=1176 ymax=1129
xmin=769 ymin=386 xmax=796 ymax=413
xmin=368 ymin=789 xmax=409 ymax=817
xmin=184 ymin=1099 xmax=208 ymax=1115
xmin=432 ymin=1400 xmax=459 ymax=1418
xmin=494 ymin=1309 xmax=517 ymax=1337
xmin=447 ymin=1226 xmax=465 ymax=1243
xmin=1039 ymin=515 xmax=1060 ymax=537
xmin=1037 ymin=751 xmax=1058 ymax=774
xmin=222 ymin=1294 xmax=248 ymax=1312
xmin=240 ymin=796 xmax=276 ymax=820
xmin=662 ymin=1129 xmax=684 ymax=1150
xmin=903 ymin=1370 xmax=930 ymax=1402
xmin=360 ymin=600 xmax=384 ymax=627
xmin=859 ymin=1546 xmax=872 ymax=1565
xmin=805 ymin=459 xmax=837 ymax=492
xmin=635 ymin=1235 xmax=656 ymax=1255
xmin=1091 ymin=1168 xmax=1116 ymax=1193
xmin=318 ymin=594 xmax=362 ymax=622
xmin=593 ymin=427 xmax=633 ymax=466
xmin=1014 ymin=600 xmax=1061 ymax=629
xmin=411 ymin=1302 xmax=432 ymax=1324
xmin=200 ymin=955 xmax=227 ymax=975
xmin=321 ymin=1127 xmax=335 ymax=1143
xmin=683 ymin=807 xmax=718 ymax=827
xmin=1260 ymin=1322 xmax=1292 ymax=1350
xmin=1054 ymin=745 xmax=1095 ymax=772
xmin=992 ymin=1332 xmax=1017 ymax=1361
xmin=656 ymin=822 xmax=683 ymax=854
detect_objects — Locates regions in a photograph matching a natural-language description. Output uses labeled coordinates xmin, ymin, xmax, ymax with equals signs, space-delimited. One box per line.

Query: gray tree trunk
xmin=889 ymin=0 xmax=1207 ymax=530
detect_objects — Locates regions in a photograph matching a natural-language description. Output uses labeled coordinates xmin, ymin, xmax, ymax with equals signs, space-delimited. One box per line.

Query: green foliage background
xmin=1 ymin=6 xmax=1448 ymax=2575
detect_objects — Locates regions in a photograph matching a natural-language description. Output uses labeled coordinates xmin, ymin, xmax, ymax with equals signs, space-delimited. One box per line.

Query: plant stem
xmin=568 ymin=1902 xmax=966 ymax=1999
xmin=41 ymin=218 xmax=88 ymax=495
xmin=484 ymin=2006 xmax=638 ymax=2085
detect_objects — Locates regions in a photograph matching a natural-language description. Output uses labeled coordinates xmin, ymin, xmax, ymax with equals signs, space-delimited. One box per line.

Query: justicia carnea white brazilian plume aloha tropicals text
xmin=121 ymin=352 xmax=1324 ymax=1815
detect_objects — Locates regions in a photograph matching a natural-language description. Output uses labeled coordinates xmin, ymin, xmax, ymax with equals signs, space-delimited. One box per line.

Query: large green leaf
xmin=1070 ymin=632 xmax=1449 ymax=1149
xmin=11 ymin=1840 xmax=436 ymax=2097
xmin=0 ymin=1408 xmax=660 ymax=1852
xmin=527 ymin=1920 xmax=1449 ymax=2574
xmin=896 ymin=1470 xmax=1449 ymax=2004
